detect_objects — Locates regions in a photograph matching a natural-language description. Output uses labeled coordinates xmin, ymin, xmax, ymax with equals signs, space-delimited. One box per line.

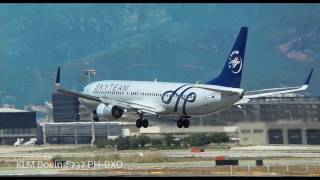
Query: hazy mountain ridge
xmin=0 ymin=4 xmax=319 ymax=107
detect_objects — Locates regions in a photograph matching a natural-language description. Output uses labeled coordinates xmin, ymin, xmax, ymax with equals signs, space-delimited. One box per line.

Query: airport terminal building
xmin=198 ymin=94 xmax=320 ymax=125
xmin=52 ymin=92 xmax=80 ymax=122
xmin=38 ymin=122 xmax=136 ymax=144
xmin=42 ymin=93 xmax=134 ymax=144
xmin=236 ymin=122 xmax=320 ymax=145
xmin=203 ymin=94 xmax=320 ymax=145
xmin=0 ymin=108 xmax=37 ymax=145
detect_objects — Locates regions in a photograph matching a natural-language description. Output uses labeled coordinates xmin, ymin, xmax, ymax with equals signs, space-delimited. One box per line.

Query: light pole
xmin=43 ymin=123 xmax=46 ymax=145
xmin=83 ymin=68 xmax=97 ymax=147
xmin=107 ymin=122 xmax=109 ymax=140
xmin=83 ymin=69 xmax=96 ymax=83
xmin=0 ymin=92 xmax=7 ymax=108
xmin=74 ymin=113 xmax=80 ymax=145
xmin=91 ymin=119 xmax=96 ymax=148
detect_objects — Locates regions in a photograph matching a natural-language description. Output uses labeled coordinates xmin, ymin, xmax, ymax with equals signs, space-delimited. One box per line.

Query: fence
xmin=77 ymin=164 xmax=320 ymax=176
xmin=209 ymin=164 xmax=320 ymax=176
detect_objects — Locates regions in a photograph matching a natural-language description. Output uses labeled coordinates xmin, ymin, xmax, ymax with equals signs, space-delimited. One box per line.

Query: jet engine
xmin=96 ymin=103 xmax=123 ymax=119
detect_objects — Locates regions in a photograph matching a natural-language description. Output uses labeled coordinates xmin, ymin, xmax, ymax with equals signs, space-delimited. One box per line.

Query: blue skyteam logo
xmin=228 ymin=50 xmax=242 ymax=74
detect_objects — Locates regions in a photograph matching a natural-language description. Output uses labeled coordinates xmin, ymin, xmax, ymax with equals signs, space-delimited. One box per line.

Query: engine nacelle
xmin=96 ymin=103 xmax=123 ymax=119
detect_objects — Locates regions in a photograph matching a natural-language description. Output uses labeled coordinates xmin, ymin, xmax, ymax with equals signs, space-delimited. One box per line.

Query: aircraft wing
xmin=235 ymin=68 xmax=314 ymax=105
xmin=55 ymin=67 xmax=159 ymax=115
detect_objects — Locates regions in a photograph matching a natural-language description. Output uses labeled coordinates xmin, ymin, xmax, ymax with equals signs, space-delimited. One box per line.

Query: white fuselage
xmin=79 ymin=80 xmax=244 ymax=117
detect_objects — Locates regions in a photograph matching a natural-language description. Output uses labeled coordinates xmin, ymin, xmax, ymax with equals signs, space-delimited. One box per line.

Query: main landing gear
xmin=136 ymin=112 xmax=149 ymax=128
xmin=177 ymin=117 xmax=190 ymax=128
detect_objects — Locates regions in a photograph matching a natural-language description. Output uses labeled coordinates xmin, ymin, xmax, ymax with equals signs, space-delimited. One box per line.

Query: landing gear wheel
xmin=136 ymin=119 xmax=142 ymax=128
xmin=177 ymin=119 xmax=183 ymax=128
xmin=183 ymin=119 xmax=190 ymax=128
xmin=142 ymin=119 xmax=149 ymax=128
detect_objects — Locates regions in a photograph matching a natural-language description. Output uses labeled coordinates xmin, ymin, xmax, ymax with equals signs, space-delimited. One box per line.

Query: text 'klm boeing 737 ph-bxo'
xmin=54 ymin=27 xmax=314 ymax=129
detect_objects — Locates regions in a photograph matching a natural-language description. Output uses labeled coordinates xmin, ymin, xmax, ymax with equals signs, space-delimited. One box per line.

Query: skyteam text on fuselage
xmin=55 ymin=27 xmax=314 ymax=129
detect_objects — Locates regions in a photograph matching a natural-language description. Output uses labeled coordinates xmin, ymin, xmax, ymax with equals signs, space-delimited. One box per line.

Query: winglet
xmin=304 ymin=68 xmax=314 ymax=85
xmin=55 ymin=66 xmax=61 ymax=84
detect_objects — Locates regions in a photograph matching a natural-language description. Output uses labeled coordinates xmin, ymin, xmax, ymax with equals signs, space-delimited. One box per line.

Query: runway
xmin=2 ymin=150 xmax=320 ymax=159
xmin=1 ymin=145 xmax=320 ymax=176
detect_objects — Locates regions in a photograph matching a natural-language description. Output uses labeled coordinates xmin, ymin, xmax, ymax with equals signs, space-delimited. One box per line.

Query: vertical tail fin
xmin=206 ymin=27 xmax=248 ymax=88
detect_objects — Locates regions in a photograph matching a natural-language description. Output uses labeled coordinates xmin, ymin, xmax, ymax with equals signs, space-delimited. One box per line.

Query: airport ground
xmin=1 ymin=144 xmax=320 ymax=176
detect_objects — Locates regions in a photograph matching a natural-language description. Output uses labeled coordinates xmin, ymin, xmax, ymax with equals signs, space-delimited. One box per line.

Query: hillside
xmin=0 ymin=4 xmax=319 ymax=107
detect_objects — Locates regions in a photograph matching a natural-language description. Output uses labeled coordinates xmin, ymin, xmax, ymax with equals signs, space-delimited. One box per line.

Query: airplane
xmin=54 ymin=27 xmax=314 ymax=129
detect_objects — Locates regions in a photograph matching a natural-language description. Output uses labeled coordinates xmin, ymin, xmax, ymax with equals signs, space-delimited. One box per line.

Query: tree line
xmin=95 ymin=132 xmax=229 ymax=150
